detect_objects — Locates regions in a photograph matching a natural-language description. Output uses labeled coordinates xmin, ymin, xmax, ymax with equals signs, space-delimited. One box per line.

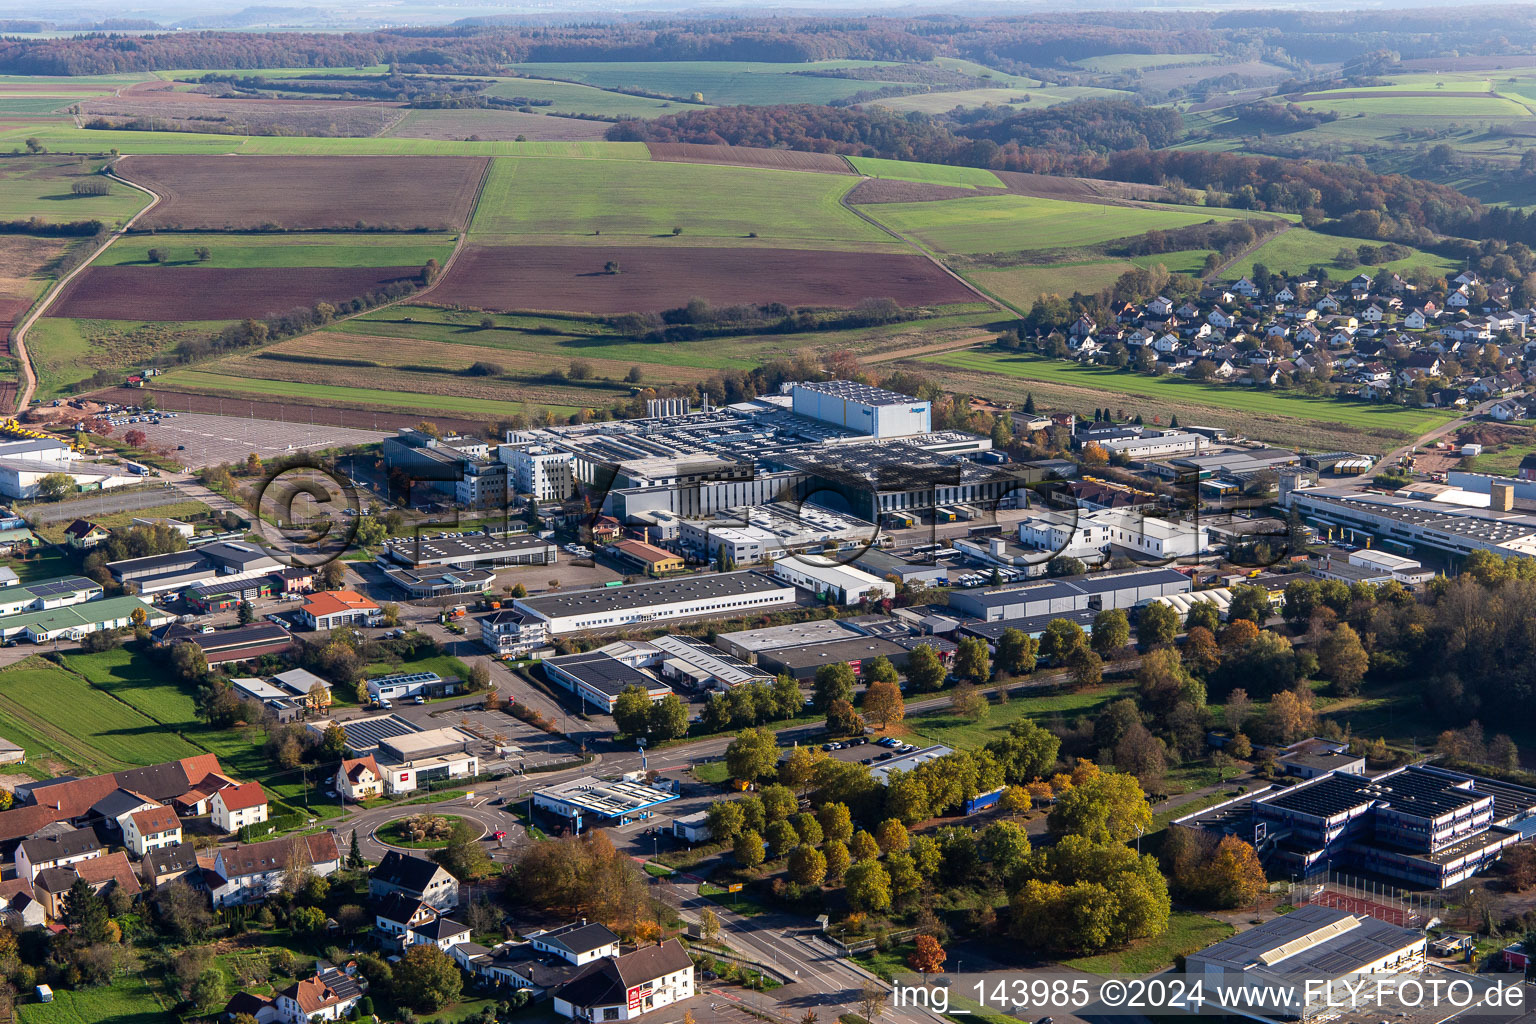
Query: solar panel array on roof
xmin=25 ymin=576 xmax=98 ymax=597
xmin=336 ymin=714 xmax=420 ymax=753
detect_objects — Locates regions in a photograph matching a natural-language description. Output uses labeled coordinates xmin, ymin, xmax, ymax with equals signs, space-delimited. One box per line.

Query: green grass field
xmin=27 ymin=318 xmax=225 ymax=400
xmin=157 ymin=369 xmax=581 ymax=418
xmin=62 ymin=647 xmax=202 ymax=732
xmin=96 ymin=232 xmax=458 ymax=269
xmin=966 ymin=260 xmax=1137 ymax=310
xmin=0 ymin=657 xmax=204 ymax=775
xmin=0 ymin=155 xmax=149 ymax=224
xmin=921 ymin=350 xmax=1458 ymax=437
xmin=485 ymin=76 xmax=691 ymax=118
xmin=19 ymin=972 xmax=168 ymax=1024
xmin=847 ymin=156 xmax=1004 ymax=188
xmin=1077 ymin=52 xmax=1220 ymax=73
xmin=1061 ymin=911 xmax=1235 ymax=974
xmin=95 ymin=233 xmax=451 ymax=268
xmin=873 ymin=85 xmax=1130 ymax=115
xmin=1296 ymin=94 xmax=1530 ymax=117
xmin=931 ymin=57 xmax=1040 ymax=88
xmin=506 ymin=60 xmax=899 ymax=106
xmin=1223 ymin=228 xmax=1462 ymax=282
xmin=468 ymin=156 xmax=893 ymax=248
xmin=906 ymin=682 xmax=1132 ymax=750
xmin=0 ymin=126 xmax=653 ymax=158
xmin=865 ymin=194 xmax=1232 ymax=255
xmin=1131 ymin=248 xmax=1216 ymax=275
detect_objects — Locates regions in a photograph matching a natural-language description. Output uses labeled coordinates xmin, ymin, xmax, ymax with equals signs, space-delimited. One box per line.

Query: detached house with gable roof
xmin=209 ymin=832 xmax=340 ymax=908
xmin=210 ymin=781 xmax=268 ymax=834
xmin=370 ymin=850 xmax=459 ymax=911
xmin=335 ymin=756 xmax=383 ymax=801
xmin=271 ymin=966 xmax=363 ymax=1024
xmin=123 ymin=805 xmax=181 ymax=857
xmin=16 ymin=827 xmax=101 ymax=882
xmin=530 ymin=921 xmax=623 ymax=967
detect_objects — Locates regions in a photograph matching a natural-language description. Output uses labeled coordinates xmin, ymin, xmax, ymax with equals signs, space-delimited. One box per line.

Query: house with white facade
xmin=208 ymin=833 xmax=340 ymax=908
xmin=370 ymin=850 xmax=460 ymax=911
xmin=122 ymin=805 xmax=181 ymax=858
xmin=210 ymin=781 xmax=268 ymax=834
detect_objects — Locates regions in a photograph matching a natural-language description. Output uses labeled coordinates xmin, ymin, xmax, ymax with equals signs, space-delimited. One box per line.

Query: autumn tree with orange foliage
xmin=908 ymin=933 xmax=947 ymax=976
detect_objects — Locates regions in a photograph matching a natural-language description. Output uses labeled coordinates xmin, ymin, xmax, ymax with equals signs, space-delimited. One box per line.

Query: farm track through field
xmin=838 ymin=182 xmax=997 ymax=310
xmin=57 ymin=159 xmax=492 ymax=419
xmin=12 ymin=168 xmax=160 ymax=413
xmin=1209 ymin=221 xmax=1293 ymax=279
xmin=860 ymin=331 xmax=998 ymax=364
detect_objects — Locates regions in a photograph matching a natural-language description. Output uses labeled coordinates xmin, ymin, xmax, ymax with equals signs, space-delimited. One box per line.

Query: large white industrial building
xmin=512 ymin=571 xmax=795 ymax=635
xmin=788 ymin=379 xmax=932 ymax=438
xmin=772 ymin=555 xmax=895 ymax=606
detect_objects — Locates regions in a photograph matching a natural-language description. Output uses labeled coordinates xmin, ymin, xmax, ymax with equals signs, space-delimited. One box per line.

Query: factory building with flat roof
xmin=1186 ymin=904 xmax=1426 ymax=1020
xmin=1177 ymin=763 xmax=1536 ymax=888
xmin=512 ymin=572 xmax=795 ymax=635
xmin=946 ymin=567 xmax=1190 ymax=623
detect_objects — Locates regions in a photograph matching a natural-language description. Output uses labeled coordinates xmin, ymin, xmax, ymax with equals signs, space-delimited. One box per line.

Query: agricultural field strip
xmin=920 ymin=349 xmax=1457 ymax=436
xmin=155 ymin=369 xmax=581 ymax=417
xmin=94 ymin=232 xmax=460 ymax=269
xmin=861 ymin=192 xmax=1245 ymax=255
xmin=465 ymin=156 xmax=898 ymax=248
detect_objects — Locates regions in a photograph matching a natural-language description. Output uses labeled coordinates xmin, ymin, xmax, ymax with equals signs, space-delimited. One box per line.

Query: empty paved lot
xmin=128 ymin=412 xmax=388 ymax=468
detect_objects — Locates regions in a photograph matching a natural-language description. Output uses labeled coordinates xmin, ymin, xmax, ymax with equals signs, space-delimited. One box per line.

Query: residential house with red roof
xmin=210 ymin=781 xmax=268 ymax=834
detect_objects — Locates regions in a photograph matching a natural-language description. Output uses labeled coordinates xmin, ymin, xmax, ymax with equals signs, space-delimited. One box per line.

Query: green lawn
xmin=0 ymin=155 xmax=149 ymax=225
xmin=96 ymin=232 xmax=458 ymax=269
xmin=62 ymin=646 xmax=202 ymax=731
xmin=2 ymin=548 xmax=78 ymax=583
xmin=363 ymin=652 xmax=474 ymax=684
xmin=906 ymin=682 xmax=1132 ymax=750
xmin=847 ymin=156 xmax=1004 ymax=189
xmin=19 ymin=971 xmax=168 ymax=1024
xmin=468 ymin=156 xmax=893 ymax=248
xmin=0 ymin=657 xmax=204 ymax=775
xmin=920 ymin=351 xmax=1457 ymax=437
xmin=378 ymin=814 xmax=466 ymax=848
xmin=1223 ymin=228 xmax=1462 ymax=282
xmin=865 ymin=194 xmax=1233 ymax=255
xmin=506 ymin=60 xmax=899 ymax=106
xmin=1060 ymin=911 xmax=1234 ymax=975
xmin=33 ymin=499 xmax=210 ymax=543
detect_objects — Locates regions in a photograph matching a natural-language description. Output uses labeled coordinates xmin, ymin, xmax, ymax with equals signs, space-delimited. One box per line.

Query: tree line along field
xmin=918 ymin=349 xmax=1456 ymax=453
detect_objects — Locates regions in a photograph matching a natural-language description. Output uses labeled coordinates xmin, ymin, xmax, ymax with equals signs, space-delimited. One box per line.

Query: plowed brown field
xmin=430 ymin=244 xmax=980 ymax=313
xmin=117 ymin=154 xmax=488 ymax=231
xmin=646 ymin=143 xmax=853 ymax=174
xmin=47 ymin=266 xmax=422 ymax=321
